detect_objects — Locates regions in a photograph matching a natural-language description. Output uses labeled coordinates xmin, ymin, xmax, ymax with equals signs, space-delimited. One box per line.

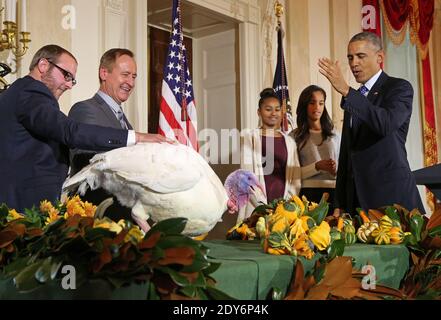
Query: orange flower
xmin=45 ymin=208 xmax=61 ymax=225
xmin=40 ymin=200 xmax=55 ymax=214
xmin=83 ymin=201 xmax=97 ymax=218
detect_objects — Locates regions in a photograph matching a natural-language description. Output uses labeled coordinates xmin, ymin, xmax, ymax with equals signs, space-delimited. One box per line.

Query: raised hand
xmin=318 ymin=57 xmax=350 ymax=97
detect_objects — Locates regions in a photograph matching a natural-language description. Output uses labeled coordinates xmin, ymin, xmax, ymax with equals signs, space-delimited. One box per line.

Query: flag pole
xmin=274 ymin=0 xmax=289 ymax=132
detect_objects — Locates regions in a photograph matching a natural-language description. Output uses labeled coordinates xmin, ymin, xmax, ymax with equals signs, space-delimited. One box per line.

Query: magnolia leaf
xmin=158 ymin=247 xmax=195 ymax=266
xmin=327 ymin=239 xmax=345 ymax=261
xmin=385 ymin=206 xmax=401 ymax=222
xmin=147 ymin=218 xmax=188 ymax=237
xmin=368 ymin=209 xmax=385 ymax=221
xmin=202 ymin=261 xmax=222 ymax=276
xmin=35 ymin=257 xmax=53 ymax=283
xmin=427 ymin=208 xmax=441 ymax=230
xmin=330 ymin=277 xmax=362 ymax=299
xmin=180 ymin=285 xmax=198 ymax=298
xmin=2 ymin=256 xmax=32 ymax=277
xmin=318 ymin=256 xmax=353 ymax=289
xmin=308 ymin=199 xmax=329 ymax=225
xmin=428 ymin=225 xmax=441 ymax=238
xmin=13 ymin=260 xmax=44 ymax=292
xmin=285 ymin=259 xmax=306 ymax=300
xmin=0 ymin=204 xmax=9 ymax=220
xmin=8 ymin=223 xmax=26 ymax=236
xmin=306 ymin=285 xmax=331 ymax=300
xmin=138 ymin=231 xmax=161 ymax=250
xmin=0 ymin=230 xmax=18 ymax=249
xmin=146 ymin=281 xmax=161 ymax=300
xmin=159 ymin=266 xmax=191 ymax=287
xmin=50 ymin=259 xmax=63 ymax=280
xmin=253 ymin=204 xmax=270 ymax=214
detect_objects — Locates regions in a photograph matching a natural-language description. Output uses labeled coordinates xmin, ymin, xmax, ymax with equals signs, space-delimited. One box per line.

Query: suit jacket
xmin=335 ymin=71 xmax=425 ymax=214
xmin=68 ymin=93 xmax=134 ymax=221
xmin=0 ymin=76 xmax=128 ymax=212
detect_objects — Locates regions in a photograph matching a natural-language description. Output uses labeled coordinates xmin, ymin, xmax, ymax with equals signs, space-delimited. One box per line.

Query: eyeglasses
xmin=47 ymin=60 xmax=77 ymax=86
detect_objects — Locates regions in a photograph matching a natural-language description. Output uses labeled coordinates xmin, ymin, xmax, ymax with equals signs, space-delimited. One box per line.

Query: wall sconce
xmin=0 ymin=0 xmax=30 ymax=58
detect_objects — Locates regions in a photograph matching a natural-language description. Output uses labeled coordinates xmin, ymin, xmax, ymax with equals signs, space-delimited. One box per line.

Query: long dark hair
xmin=293 ymin=85 xmax=334 ymax=150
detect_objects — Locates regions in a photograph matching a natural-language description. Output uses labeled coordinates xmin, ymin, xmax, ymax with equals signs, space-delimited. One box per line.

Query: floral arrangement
xmin=227 ymin=195 xmax=342 ymax=260
xmin=0 ymin=197 xmax=230 ymax=299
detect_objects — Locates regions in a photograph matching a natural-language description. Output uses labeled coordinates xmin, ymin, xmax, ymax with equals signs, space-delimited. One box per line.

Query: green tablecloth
xmin=0 ymin=240 xmax=409 ymax=300
xmin=204 ymin=240 xmax=409 ymax=300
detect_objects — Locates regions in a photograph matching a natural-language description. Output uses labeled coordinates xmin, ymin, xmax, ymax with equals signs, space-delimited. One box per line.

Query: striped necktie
xmin=116 ymin=109 xmax=128 ymax=129
xmin=359 ymin=85 xmax=369 ymax=96
xmin=351 ymin=85 xmax=369 ymax=131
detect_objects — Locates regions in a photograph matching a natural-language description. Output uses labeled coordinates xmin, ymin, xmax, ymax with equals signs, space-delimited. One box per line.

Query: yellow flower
xmin=124 ymin=226 xmax=144 ymax=244
xmin=308 ymin=201 xmax=319 ymax=211
xmin=291 ymin=195 xmax=305 ymax=216
xmin=40 ymin=200 xmax=55 ymax=214
xmin=288 ymin=218 xmax=306 ymax=242
xmin=300 ymin=215 xmax=316 ymax=231
xmin=267 ymin=247 xmax=291 ymax=256
xmin=93 ymin=218 xmax=123 ymax=234
xmin=83 ymin=201 xmax=97 ymax=218
xmin=45 ymin=208 xmax=61 ymax=225
xmin=270 ymin=216 xmax=290 ymax=234
xmin=309 ymin=221 xmax=331 ymax=251
xmin=272 ymin=202 xmax=298 ymax=225
xmin=7 ymin=209 xmax=23 ymax=221
xmin=294 ymin=234 xmax=314 ymax=260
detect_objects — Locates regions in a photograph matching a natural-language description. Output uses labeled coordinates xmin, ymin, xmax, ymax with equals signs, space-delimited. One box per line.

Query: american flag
xmin=273 ymin=23 xmax=294 ymax=133
xmin=159 ymin=0 xmax=198 ymax=150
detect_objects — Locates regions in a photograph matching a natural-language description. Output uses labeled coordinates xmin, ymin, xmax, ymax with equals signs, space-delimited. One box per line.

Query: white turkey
xmin=62 ymin=143 xmax=265 ymax=236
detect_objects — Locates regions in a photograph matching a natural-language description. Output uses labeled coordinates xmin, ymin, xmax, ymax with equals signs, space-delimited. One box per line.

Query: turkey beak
xmin=249 ymin=183 xmax=266 ymax=207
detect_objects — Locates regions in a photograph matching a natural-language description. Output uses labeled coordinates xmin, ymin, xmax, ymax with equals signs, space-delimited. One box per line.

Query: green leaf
xmin=313 ymin=257 xmax=327 ymax=283
xmin=327 ymin=239 xmax=345 ymax=261
xmin=0 ymin=204 xmax=9 ymax=220
xmin=2 ymin=256 xmax=32 ymax=278
xmin=385 ymin=207 xmax=401 ymax=222
xmin=202 ymin=261 xmax=222 ymax=276
xmin=35 ymin=257 xmax=53 ymax=283
xmin=428 ymin=225 xmax=441 ymax=238
xmin=180 ymin=285 xmax=197 ymax=298
xmin=146 ymin=218 xmax=188 ymax=237
xmin=409 ymin=214 xmax=425 ymax=243
xmin=308 ymin=198 xmax=329 ymax=225
xmin=13 ymin=260 xmax=44 ymax=292
xmin=253 ymin=205 xmax=270 ymax=214
xmin=50 ymin=259 xmax=63 ymax=280
xmin=146 ymin=281 xmax=160 ymax=300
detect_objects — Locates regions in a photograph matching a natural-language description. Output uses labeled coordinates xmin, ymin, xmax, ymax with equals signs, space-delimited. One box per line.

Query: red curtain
xmin=379 ymin=0 xmax=437 ymax=210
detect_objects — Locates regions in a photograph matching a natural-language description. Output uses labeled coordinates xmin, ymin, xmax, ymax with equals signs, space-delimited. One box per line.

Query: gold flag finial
xmin=274 ymin=0 xmax=284 ymax=20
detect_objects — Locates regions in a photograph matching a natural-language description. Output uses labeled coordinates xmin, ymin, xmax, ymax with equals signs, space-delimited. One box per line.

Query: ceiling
xmin=147 ymin=0 xmax=236 ymax=38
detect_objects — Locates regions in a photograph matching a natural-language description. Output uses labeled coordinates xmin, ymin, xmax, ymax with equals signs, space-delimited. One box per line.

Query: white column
xmin=239 ymin=21 xmax=262 ymax=130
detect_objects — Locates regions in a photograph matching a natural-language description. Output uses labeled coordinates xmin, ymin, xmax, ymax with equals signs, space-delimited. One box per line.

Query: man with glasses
xmin=68 ymin=48 xmax=138 ymax=221
xmin=318 ymin=32 xmax=425 ymax=215
xmin=0 ymin=44 xmax=170 ymax=212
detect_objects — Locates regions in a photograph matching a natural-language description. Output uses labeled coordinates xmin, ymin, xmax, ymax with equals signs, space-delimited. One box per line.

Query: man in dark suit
xmin=68 ymin=48 xmax=138 ymax=221
xmin=0 ymin=45 xmax=169 ymax=212
xmin=318 ymin=32 xmax=425 ymax=214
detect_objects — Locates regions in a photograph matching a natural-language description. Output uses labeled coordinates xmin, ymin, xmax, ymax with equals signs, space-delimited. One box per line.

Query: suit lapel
xmin=93 ymin=94 xmax=133 ymax=130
